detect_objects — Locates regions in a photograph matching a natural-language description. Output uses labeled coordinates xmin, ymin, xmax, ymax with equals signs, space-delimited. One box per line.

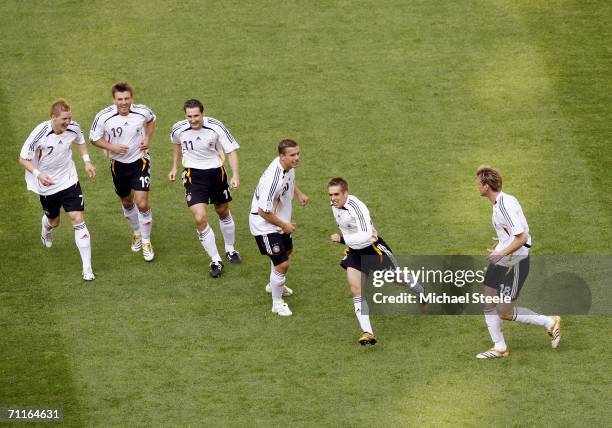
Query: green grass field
xmin=1 ymin=1 xmax=610 ymax=426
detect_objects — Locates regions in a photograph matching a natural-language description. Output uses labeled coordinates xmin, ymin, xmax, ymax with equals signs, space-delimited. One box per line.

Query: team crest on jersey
xmin=123 ymin=122 xmax=129 ymax=126
xmin=273 ymin=244 xmax=280 ymax=253
xmin=58 ymin=140 xmax=63 ymax=144
xmin=196 ymin=136 xmax=201 ymax=141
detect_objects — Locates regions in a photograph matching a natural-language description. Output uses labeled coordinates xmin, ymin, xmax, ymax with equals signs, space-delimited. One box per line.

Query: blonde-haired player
xmin=19 ymin=99 xmax=97 ymax=280
xmin=475 ymin=165 xmax=561 ymax=359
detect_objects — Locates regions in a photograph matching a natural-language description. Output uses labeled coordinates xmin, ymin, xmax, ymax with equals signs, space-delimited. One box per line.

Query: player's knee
xmin=120 ymin=199 xmax=134 ymax=210
xmin=275 ymin=260 xmax=289 ymax=273
xmin=215 ymin=204 xmax=229 ymax=217
xmin=68 ymin=211 xmax=84 ymax=224
xmin=136 ymin=200 xmax=150 ymax=212
xmin=498 ymin=310 xmax=514 ymax=320
xmin=194 ymin=216 xmax=209 ymax=230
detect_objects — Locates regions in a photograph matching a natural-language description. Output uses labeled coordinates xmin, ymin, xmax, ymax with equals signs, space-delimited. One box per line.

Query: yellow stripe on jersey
xmin=186 ymin=168 xmax=192 ymax=183
xmin=111 ymin=159 xmax=116 ymax=175
xmin=220 ymin=166 xmax=226 ymax=182
xmin=141 ymin=157 xmax=148 ymax=171
xmin=372 ymin=244 xmax=383 ymax=256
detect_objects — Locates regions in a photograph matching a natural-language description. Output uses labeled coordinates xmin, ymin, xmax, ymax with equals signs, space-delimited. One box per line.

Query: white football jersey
xmin=249 ymin=157 xmax=295 ymax=236
xmin=169 ymin=117 xmax=239 ymax=169
xmin=90 ymin=104 xmax=156 ymax=164
xmin=332 ymin=195 xmax=378 ymax=249
xmin=492 ymin=191 xmax=531 ymax=266
xmin=20 ymin=120 xmax=85 ymax=196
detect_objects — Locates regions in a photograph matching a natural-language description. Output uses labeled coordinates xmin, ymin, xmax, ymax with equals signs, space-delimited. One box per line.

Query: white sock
xmin=138 ymin=209 xmax=152 ymax=242
xmin=484 ymin=308 xmax=507 ymax=351
xmin=270 ymin=267 xmax=286 ymax=298
xmin=122 ymin=204 xmax=140 ymax=234
xmin=512 ymin=307 xmax=554 ymax=329
xmin=353 ymin=296 xmax=373 ymax=334
xmin=73 ymin=222 xmax=92 ymax=271
xmin=219 ymin=213 xmax=236 ymax=253
xmin=41 ymin=215 xmax=55 ymax=237
xmin=42 ymin=215 xmax=54 ymax=231
xmin=197 ymin=225 xmax=221 ymax=262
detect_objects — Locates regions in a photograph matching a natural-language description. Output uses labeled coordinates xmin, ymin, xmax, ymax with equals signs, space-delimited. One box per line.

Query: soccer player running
xmin=250 ymin=139 xmax=309 ymax=316
xmin=168 ymin=99 xmax=241 ymax=278
xmin=90 ymin=82 xmax=157 ymax=262
xmin=328 ymin=177 xmax=425 ymax=346
xmin=19 ymin=99 xmax=97 ymax=281
xmin=475 ymin=165 xmax=561 ymax=359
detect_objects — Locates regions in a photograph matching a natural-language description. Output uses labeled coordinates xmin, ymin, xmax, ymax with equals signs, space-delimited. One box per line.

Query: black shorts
xmin=40 ymin=182 xmax=84 ymax=219
xmin=483 ymin=256 xmax=530 ymax=302
xmin=340 ymin=237 xmax=398 ymax=275
xmin=183 ymin=166 xmax=232 ymax=207
xmin=254 ymin=233 xmax=293 ymax=266
xmin=111 ymin=155 xmax=151 ymax=198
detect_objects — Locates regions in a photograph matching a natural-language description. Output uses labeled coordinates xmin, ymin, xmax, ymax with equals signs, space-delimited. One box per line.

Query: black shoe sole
xmin=210 ymin=268 xmax=223 ymax=278
xmin=226 ymin=254 xmax=242 ymax=264
xmin=359 ymin=338 xmax=377 ymax=346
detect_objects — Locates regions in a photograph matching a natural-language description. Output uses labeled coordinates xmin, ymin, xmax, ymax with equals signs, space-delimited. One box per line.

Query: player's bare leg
xmin=67 ymin=210 xmax=94 ymax=281
xmin=191 ymin=203 xmax=223 ymax=277
xmin=215 ymin=202 xmax=240 ymax=263
xmin=347 ymin=267 xmax=376 ymax=345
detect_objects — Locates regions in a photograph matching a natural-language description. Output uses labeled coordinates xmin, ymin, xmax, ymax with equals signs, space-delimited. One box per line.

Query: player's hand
xmin=85 ymin=162 xmax=96 ymax=179
xmin=298 ymin=193 xmax=310 ymax=207
xmin=487 ymin=250 xmax=504 ymax=264
xmin=111 ymin=144 xmax=129 ymax=154
xmin=38 ymin=174 xmax=55 ymax=187
xmin=230 ymin=176 xmax=240 ymax=190
xmin=281 ymin=222 xmax=295 ymax=234
xmin=330 ymin=233 xmax=342 ymax=243
xmin=168 ymin=168 xmax=177 ymax=181
xmin=140 ymin=138 xmax=150 ymax=151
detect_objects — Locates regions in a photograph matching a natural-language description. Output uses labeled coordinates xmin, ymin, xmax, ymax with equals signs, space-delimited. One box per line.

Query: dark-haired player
xmin=168 ymin=99 xmax=241 ymax=278
xmin=90 ymin=82 xmax=157 ymax=261
xmin=250 ymin=139 xmax=309 ymax=316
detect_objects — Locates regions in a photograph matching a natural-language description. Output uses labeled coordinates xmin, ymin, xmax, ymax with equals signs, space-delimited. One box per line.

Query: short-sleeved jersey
xmin=20 ymin=120 xmax=85 ymax=196
xmin=249 ymin=157 xmax=295 ymax=236
xmin=492 ymin=192 xmax=531 ymax=265
xmin=90 ymin=104 xmax=156 ymax=164
xmin=169 ymin=117 xmax=239 ymax=170
xmin=332 ymin=195 xmax=379 ymax=249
